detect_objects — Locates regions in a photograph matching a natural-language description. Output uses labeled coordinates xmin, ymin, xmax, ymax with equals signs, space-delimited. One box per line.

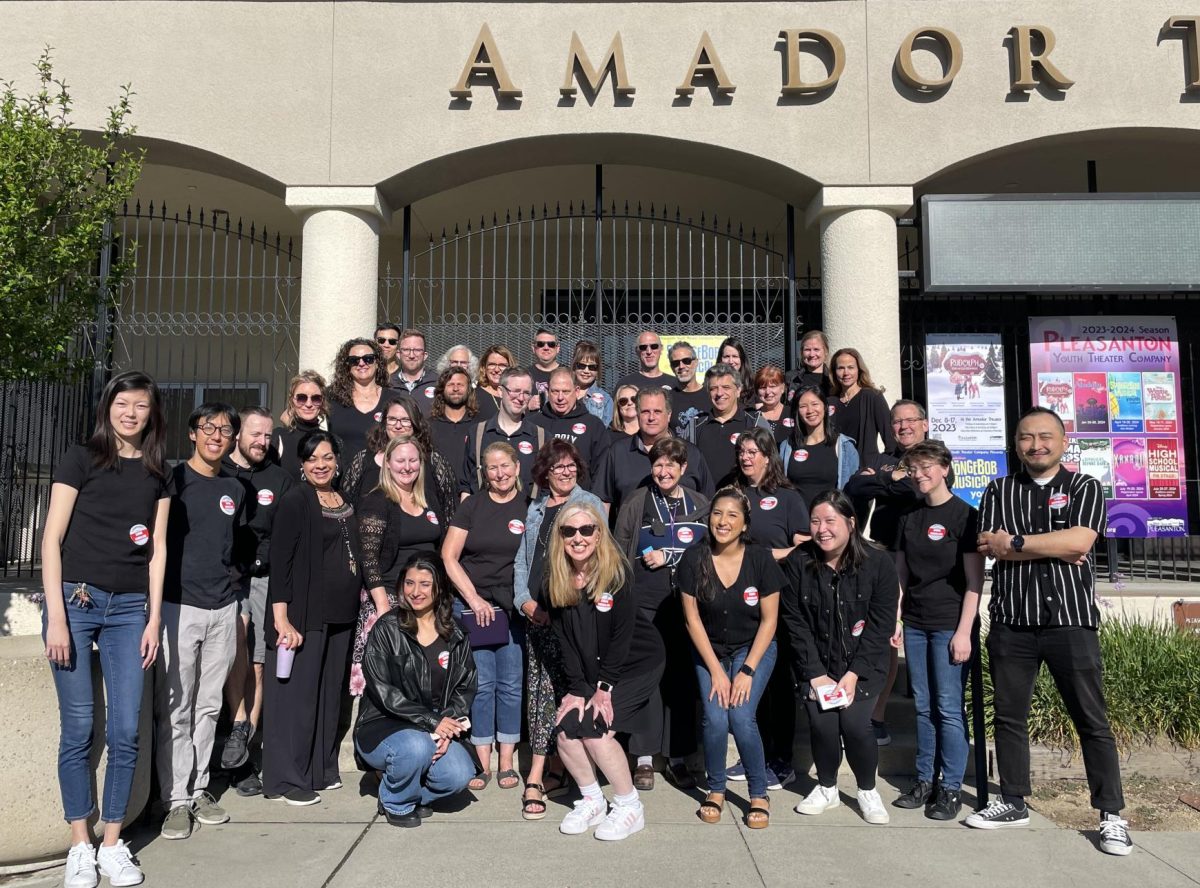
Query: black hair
xmin=1018 ymin=405 xmax=1066 ymax=433
xmin=187 ymin=401 xmax=241 ymax=435
xmin=789 ymin=384 xmax=840 ymax=450
xmin=297 ymin=430 xmax=340 ymax=461
xmin=694 ymin=486 xmax=753 ymax=603
xmin=87 ymin=370 xmax=168 ymax=479
xmin=375 ymin=321 xmax=402 ymax=337
xmin=394 ymin=553 xmax=457 ymax=640
xmin=802 ymin=489 xmax=875 ymax=577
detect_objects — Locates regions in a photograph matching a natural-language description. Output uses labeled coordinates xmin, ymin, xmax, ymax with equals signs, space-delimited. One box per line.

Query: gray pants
xmin=155 ymin=600 xmax=238 ymax=806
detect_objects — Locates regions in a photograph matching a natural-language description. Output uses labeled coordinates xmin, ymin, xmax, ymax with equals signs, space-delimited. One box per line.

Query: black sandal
xmin=521 ymin=783 xmax=548 ymax=821
xmin=745 ymin=799 xmax=771 ymax=829
xmin=698 ymin=793 xmax=724 ymax=824
xmin=497 ymin=769 xmax=521 ymax=790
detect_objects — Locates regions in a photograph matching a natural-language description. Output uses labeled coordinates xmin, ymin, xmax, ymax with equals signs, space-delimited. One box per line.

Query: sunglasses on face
xmin=293 ymin=393 xmax=323 ymax=405
xmin=638 ymin=343 xmax=661 ymax=352
xmin=574 ymin=362 xmax=598 ymax=372
xmin=617 ymin=397 xmax=636 ymax=406
xmin=536 ymin=340 xmax=558 ymax=349
xmin=346 ymin=354 xmax=377 ymax=367
xmin=671 ymin=357 xmax=696 ymax=367
xmin=376 ymin=337 xmax=398 ymax=346
xmin=559 ymin=523 xmax=598 ymax=539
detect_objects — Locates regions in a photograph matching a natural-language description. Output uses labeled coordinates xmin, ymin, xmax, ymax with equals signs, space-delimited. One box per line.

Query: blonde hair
xmin=376 ymin=434 xmax=428 ymax=510
xmin=283 ymin=370 xmax=328 ymax=429
xmin=481 ymin=441 xmax=523 ymax=494
xmin=546 ymin=502 xmax=629 ymax=608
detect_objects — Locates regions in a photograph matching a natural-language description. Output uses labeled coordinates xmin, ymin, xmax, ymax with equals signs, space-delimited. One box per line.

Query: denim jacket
xmin=512 ymin=485 xmax=606 ymax=613
xmin=778 ymin=434 xmax=860 ymax=490
xmin=581 ymin=385 xmax=614 ymax=427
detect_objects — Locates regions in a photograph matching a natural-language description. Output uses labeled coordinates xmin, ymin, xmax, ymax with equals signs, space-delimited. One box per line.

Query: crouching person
xmin=354 ymin=555 xmax=479 ymax=827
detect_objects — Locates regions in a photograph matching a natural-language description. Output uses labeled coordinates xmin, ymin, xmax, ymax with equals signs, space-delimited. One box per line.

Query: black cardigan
xmin=267 ymin=485 xmax=362 ymax=644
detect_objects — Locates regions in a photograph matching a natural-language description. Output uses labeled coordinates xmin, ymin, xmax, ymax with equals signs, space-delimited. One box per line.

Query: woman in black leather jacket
xmin=354 ymin=554 xmax=478 ymax=828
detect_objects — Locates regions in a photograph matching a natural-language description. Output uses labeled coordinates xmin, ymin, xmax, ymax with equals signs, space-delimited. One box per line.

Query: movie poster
xmin=1028 ymin=317 xmax=1188 ymax=538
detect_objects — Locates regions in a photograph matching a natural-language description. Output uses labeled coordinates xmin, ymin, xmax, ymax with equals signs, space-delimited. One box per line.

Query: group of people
xmin=41 ymin=325 xmax=1133 ymax=887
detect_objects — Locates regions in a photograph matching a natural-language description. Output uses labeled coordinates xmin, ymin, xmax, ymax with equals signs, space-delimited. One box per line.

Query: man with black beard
xmin=530 ymin=367 xmax=609 ymax=483
xmin=429 ymin=367 xmax=478 ymax=472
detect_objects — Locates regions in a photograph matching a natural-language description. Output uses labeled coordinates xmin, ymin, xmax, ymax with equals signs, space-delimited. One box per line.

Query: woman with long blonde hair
xmin=546 ymin=502 xmax=664 ymax=841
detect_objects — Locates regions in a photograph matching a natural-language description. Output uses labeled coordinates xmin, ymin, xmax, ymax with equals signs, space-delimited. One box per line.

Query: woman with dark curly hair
xmin=327 ymin=338 xmax=394 ymax=458
xmin=475 ymin=345 xmax=515 ymax=422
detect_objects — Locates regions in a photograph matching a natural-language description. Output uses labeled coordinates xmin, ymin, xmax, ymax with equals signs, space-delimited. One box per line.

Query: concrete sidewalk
xmin=6 ymin=772 xmax=1198 ymax=888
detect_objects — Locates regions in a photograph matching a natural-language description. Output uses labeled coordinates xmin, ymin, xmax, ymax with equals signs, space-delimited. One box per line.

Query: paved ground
xmin=7 ymin=771 xmax=1198 ymax=888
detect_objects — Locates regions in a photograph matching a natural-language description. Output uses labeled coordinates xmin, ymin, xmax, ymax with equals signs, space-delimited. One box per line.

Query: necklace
xmin=316 ymin=488 xmax=341 ymax=507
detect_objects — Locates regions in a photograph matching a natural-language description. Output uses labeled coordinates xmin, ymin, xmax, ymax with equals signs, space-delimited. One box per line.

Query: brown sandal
xmin=698 ymin=792 xmax=724 ymax=824
xmin=745 ymin=797 xmax=770 ymax=829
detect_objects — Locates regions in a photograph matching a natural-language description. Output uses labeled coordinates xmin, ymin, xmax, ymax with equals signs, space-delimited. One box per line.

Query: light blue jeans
xmin=904 ymin=626 xmax=970 ymax=791
xmin=357 ymin=729 xmax=475 ymax=815
xmin=694 ymin=641 xmax=777 ymax=799
xmin=468 ymin=616 xmax=524 ymax=746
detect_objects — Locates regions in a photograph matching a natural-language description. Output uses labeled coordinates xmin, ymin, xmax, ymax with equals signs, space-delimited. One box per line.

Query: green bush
xmin=966 ymin=616 xmax=1200 ymax=751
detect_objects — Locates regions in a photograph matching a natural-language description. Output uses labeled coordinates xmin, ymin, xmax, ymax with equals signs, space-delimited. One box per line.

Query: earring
xmin=300 ymin=467 xmax=307 ymax=483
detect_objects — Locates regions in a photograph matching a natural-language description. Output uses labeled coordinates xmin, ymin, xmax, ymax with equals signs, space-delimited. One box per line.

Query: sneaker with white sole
xmin=726 ymin=759 xmax=747 ymax=781
xmin=768 ymin=761 xmax=797 ymax=791
xmin=1098 ymin=813 xmax=1133 ymax=856
xmin=64 ymin=841 xmax=98 ymax=888
xmin=595 ymin=800 xmax=646 ymax=841
xmin=559 ymin=796 xmax=608 ymax=835
xmin=794 ymin=784 xmax=840 ymax=816
xmin=964 ymin=799 xmax=1031 ymax=829
xmin=192 ymin=790 xmax=230 ymax=825
xmin=96 ymin=840 xmax=144 ymax=887
xmin=160 ymin=804 xmax=193 ymax=840
xmin=856 ymin=788 xmax=890 ymax=825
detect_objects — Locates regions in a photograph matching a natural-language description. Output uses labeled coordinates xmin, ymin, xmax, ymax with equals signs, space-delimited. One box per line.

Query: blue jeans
xmin=695 ymin=641 xmax=776 ymax=799
xmin=356 ymin=729 xmax=475 ymax=815
xmin=904 ymin=626 xmax=969 ymax=790
xmin=42 ymin=583 xmax=147 ymax=823
xmin=468 ymin=617 xmax=524 ymax=746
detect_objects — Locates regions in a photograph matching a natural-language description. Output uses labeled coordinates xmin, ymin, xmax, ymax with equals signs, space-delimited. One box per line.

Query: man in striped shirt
xmin=966 ymin=407 xmax=1130 ymax=855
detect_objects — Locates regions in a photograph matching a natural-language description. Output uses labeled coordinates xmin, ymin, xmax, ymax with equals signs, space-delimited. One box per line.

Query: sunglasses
xmin=559 ymin=523 xmax=598 ymax=539
xmin=376 ymin=337 xmax=398 ymax=346
xmin=346 ymin=354 xmax=377 ymax=367
xmin=671 ymin=357 xmax=696 ymax=367
xmin=638 ymin=343 xmax=661 ymax=352
xmin=293 ymin=393 xmax=323 ymax=405
xmin=574 ymin=362 xmax=598 ymax=372
xmin=617 ymin=396 xmax=636 ymax=406
xmin=536 ymin=340 xmax=558 ymax=348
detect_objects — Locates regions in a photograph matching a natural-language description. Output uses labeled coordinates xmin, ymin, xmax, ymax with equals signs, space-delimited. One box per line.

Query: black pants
xmin=987 ymin=622 xmax=1123 ymax=811
xmin=263 ymin=623 xmax=353 ymax=795
xmin=759 ymin=627 xmax=795 ymax=765
xmin=630 ymin=598 xmax=697 ymax=759
xmin=803 ymin=695 xmax=877 ymax=790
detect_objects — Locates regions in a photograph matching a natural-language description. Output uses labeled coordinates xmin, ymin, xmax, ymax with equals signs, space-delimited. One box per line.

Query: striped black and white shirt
xmin=978 ymin=466 xmax=1106 ymax=628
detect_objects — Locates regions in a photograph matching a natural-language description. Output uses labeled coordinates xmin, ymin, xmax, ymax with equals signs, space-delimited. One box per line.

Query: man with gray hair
xmin=669 ymin=341 xmax=710 ymax=437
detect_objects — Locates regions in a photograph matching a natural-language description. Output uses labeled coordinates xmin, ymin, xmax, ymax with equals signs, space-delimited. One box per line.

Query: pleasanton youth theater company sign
xmin=448 ymin=17 xmax=1200 ymax=103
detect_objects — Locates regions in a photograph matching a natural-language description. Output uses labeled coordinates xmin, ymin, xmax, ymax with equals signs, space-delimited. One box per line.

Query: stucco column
xmin=286 ymin=187 xmax=391 ymax=377
xmin=806 ymin=186 xmax=914 ymax=404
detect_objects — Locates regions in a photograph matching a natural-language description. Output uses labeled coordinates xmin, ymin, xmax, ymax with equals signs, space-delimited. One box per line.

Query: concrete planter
xmin=0 ymin=634 xmax=153 ymax=871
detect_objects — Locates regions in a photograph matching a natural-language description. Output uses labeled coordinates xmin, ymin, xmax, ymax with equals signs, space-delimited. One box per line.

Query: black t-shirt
xmin=388 ymin=506 xmax=445 ymax=589
xmin=53 ymin=445 xmax=173 ymax=595
xmin=758 ymin=411 xmax=795 ymax=445
xmin=326 ymin=390 xmax=394 ymax=459
xmin=678 ymin=544 xmax=784 ymax=659
xmin=222 ymin=456 xmax=294 ymax=576
xmin=430 ymin=415 xmax=472 ymax=473
xmin=785 ymin=442 xmax=840 ymax=509
xmin=423 ymin=636 xmax=451 ymax=707
xmin=897 ymin=497 xmax=979 ymax=631
xmin=744 ymin=484 xmax=810 ymax=550
xmin=616 ymin=370 xmax=677 ymax=392
xmin=450 ymin=492 xmax=527 ymax=612
xmin=695 ymin=412 xmax=756 ymax=488
xmin=528 ymin=502 xmax=563 ymax=608
xmin=165 ymin=463 xmax=246 ymax=609
xmin=670 ymin=387 xmax=711 ymax=437
xmin=529 ymin=366 xmax=558 ymax=401
xmin=271 ymin=420 xmax=323 ymax=482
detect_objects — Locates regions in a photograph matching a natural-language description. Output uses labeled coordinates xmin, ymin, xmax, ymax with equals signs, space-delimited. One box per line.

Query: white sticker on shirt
xmin=518 ymin=441 xmax=534 ymax=455
xmin=129 ymin=524 xmax=150 ymax=546
xmin=729 ymin=432 xmax=740 ymax=444
xmin=782 ymin=417 xmax=795 ymax=428
xmin=219 ymin=495 xmax=236 ymax=516
xmin=1049 ymin=492 xmax=1069 ymax=509
xmin=677 ymin=527 xmax=694 ymax=544
xmin=851 ymin=619 xmax=865 ymax=637
xmin=437 ymin=650 xmax=450 ymax=669
xmin=596 ymin=592 xmax=614 ymax=613
xmin=927 ymin=524 xmax=946 ymax=541
xmin=759 ymin=496 xmax=778 ymax=511
xmin=425 ymin=510 xmax=439 ymax=525
xmin=591 ymin=393 xmax=604 ymax=404
xmin=743 ymin=586 xmax=759 ymax=606
xmin=794 ymin=450 xmax=809 ymax=463
xmin=373 ymin=411 xmax=383 ymax=422
xmin=508 ymin=519 xmax=525 ymax=534
xmin=424 ymin=386 xmax=436 ymax=399
xmin=257 ymin=489 xmax=275 ymax=506
xmin=571 ymin=422 xmax=587 ymax=435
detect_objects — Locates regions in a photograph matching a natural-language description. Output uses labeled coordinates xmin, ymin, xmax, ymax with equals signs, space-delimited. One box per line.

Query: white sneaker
xmin=96 ymin=840 xmax=145 ymax=887
xmin=856 ymin=788 xmax=890 ymax=825
xmin=559 ymin=796 xmax=608 ymax=835
xmin=794 ymin=784 xmax=840 ymax=816
xmin=595 ymin=800 xmax=645 ymax=841
xmin=64 ymin=842 xmax=98 ymax=888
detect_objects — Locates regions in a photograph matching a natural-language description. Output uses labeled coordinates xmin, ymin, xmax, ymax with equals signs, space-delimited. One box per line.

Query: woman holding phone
xmin=442 ymin=442 xmax=527 ymax=792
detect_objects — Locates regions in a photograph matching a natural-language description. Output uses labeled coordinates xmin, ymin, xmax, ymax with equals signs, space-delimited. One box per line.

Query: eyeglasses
xmin=501 ymin=385 xmax=533 ymax=400
xmin=559 ymin=523 xmax=598 ymax=539
xmin=617 ymin=396 xmax=636 ymax=406
xmin=535 ymin=340 xmax=558 ymax=349
xmin=574 ymin=362 xmax=598 ymax=372
xmin=197 ymin=422 xmax=235 ymax=439
xmin=385 ymin=417 xmax=413 ymax=428
xmin=671 ymin=357 xmax=696 ymax=367
xmin=399 ymin=347 xmax=424 ymax=355
xmin=638 ymin=343 xmax=661 ymax=352
xmin=293 ymin=393 xmax=323 ymax=405
xmin=346 ymin=354 xmax=377 ymax=367
xmin=550 ymin=462 xmax=578 ymax=474
xmin=738 ymin=448 xmax=763 ymax=458
xmin=376 ymin=337 xmax=398 ymax=346
xmin=892 ymin=417 xmax=925 ymax=427
xmin=485 ymin=361 xmax=509 ymax=371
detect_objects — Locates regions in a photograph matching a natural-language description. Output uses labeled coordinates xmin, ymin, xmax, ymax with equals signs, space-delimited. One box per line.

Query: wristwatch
xmin=739 ymin=664 xmax=755 ymax=677
xmin=596 ymin=680 xmax=614 ymax=693
xmin=1012 ymin=534 xmax=1025 ymax=552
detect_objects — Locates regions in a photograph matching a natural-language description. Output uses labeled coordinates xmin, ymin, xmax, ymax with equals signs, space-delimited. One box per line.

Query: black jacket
xmin=779 ymin=544 xmax=899 ymax=699
xmin=222 ymin=455 xmax=294 ymax=576
xmin=843 ymin=447 xmax=922 ymax=549
xmin=531 ymin=400 xmax=610 ymax=485
xmin=354 ymin=612 xmax=477 ymax=736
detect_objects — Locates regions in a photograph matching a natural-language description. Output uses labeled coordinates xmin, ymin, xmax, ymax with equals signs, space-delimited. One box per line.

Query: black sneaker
xmin=266 ymin=788 xmax=321 ymax=807
xmin=893 ymin=780 xmax=934 ymax=809
xmin=965 ymin=799 xmax=1031 ymax=829
xmin=1098 ymin=812 xmax=1133 ymax=856
xmin=221 ymin=721 xmax=252 ymax=770
xmin=925 ymin=788 xmax=962 ymax=821
xmin=236 ymin=773 xmax=263 ymax=797
xmin=377 ymin=800 xmax=422 ymax=828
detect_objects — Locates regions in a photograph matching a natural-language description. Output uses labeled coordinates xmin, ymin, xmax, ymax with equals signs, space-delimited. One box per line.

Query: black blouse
xmin=678 ymin=544 xmax=783 ymax=659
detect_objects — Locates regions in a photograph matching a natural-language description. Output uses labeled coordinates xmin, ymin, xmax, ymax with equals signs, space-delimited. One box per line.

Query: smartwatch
xmin=738 ymin=664 xmax=755 ymax=677
xmin=596 ymin=680 xmax=614 ymax=693
xmin=1012 ymin=534 xmax=1025 ymax=553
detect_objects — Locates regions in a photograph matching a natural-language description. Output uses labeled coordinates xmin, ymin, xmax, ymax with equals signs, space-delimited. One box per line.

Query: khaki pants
xmin=155 ymin=600 xmax=237 ymax=806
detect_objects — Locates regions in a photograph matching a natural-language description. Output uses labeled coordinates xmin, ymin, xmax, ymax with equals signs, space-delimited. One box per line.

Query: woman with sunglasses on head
xmin=263 ymin=431 xmax=362 ymax=806
xmin=41 ymin=371 xmax=170 ymax=888
xmin=341 ymin=394 xmax=458 ymax=517
xmin=891 ymin=440 xmax=982 ymax=820
xmin=608 ymin=384 xmax=640 ymax=445
xmin=678 ymin=487 xmax=783 ymax=829
xmin=512 ymin=441 xmax=603 ymax=820
xmin=349 ymin=434 xmax=448 ymax=695
xmin=475 ymin=345 xmax=515 ymax=422
xmin=442 ymin=442 xmax=528 ymax=793
xmin=547 ymin=502 xmax=664 ymax=841
xmin=272 ymin=370 xmax=329 ymax=482
xmin=571 ymin=340 xmax=613 ymax=427
xmin=780 ymin=490 xmax=899 ymax=826
xmin=781 ymin=385 xmax=860 ymax=508
xmin=717 ymin=337 xmax=755 ymax=408
xmin=354 ymin=555 xmax=478 ymax=828
xmin=327 ymin=338 xmax=395 ymax=458
xmin=754 ymin=365 xmax=793 ymax=445
xmin=828 ymin=347 xmax=896 ymax=464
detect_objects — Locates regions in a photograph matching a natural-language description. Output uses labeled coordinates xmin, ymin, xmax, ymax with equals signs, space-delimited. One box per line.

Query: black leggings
xmin=803 ymin=695 xmax=877 ymax=791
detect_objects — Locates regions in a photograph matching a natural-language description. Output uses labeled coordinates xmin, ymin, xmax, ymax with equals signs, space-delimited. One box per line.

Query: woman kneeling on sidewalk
xmin=355 ymin=555 xmax=479 ymax=827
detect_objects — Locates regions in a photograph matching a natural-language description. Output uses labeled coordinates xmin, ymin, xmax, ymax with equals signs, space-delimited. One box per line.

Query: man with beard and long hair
xmin=429 ymin=367 xmax=478 ymax=472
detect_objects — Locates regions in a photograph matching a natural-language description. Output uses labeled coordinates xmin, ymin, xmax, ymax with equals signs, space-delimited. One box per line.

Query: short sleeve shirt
xmin=897 ymin=497 xmax=978 ymax=631
xmin=745 ymin=485 xmax=810 ymax=550
xmin=449 ymin=492 xmax=527 ymax=612
xmin=678 ymin=544 xmax=783 ymax=659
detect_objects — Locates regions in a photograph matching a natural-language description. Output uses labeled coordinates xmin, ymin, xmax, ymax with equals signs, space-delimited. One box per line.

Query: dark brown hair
xmin=87 ymin=370 xmax=168 ymax=479
xmin=395 ymin=554 xmax=457 ymax=640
